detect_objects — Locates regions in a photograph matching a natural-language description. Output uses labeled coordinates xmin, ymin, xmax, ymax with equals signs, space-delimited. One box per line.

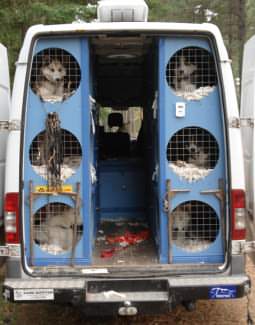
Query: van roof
xmin=19 ymin=22 xmax=228 ymax=63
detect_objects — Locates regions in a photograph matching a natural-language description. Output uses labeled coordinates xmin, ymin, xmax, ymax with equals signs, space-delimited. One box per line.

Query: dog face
xmin=41 ymin=57 xmax=66 ymax=83
xmin=177 ymin=56 xmax=197 ymax=79
xmin=185 ymin=137 xmax=209 ymax=167
xmin=174 ymin=56 xmax=197 ymax=92
xmin=172 ymin=204 xmax=191 ymax=239
xmin=186 ymin=138 xmax=201 ymax=157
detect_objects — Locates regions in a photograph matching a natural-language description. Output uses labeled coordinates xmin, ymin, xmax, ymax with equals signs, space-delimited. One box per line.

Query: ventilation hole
xmin=172 ymin=201 xmax=219 ymax=252
xmin=166 ymin=47 xmax=217 ymax=100
xmin=30 ymin=48 xmax=81 ymax=102
xmin=167 ymin=127 xmax=219 ymax=183
xmin=29 ymin=129 xmax=82 ymax=181
xmin=33 ymin=203 xmax=83 ymax=255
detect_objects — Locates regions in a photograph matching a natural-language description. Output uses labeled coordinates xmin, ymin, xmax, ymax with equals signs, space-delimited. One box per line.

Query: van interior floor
xmin=93 ymin=220 xmax=158 ymax=266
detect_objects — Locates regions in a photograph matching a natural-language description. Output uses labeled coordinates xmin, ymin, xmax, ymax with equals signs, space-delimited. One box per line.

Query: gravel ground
xmin=0 ymin=258 xmax=254 ymax=325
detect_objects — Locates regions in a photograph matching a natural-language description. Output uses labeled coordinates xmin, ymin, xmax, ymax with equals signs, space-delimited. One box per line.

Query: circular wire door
xmin=30 ymin=47 xmax=81 ymax=102
xmin=172 ymin=201 xmax=219 ymax=252
xmin=29 ymin=128 xmax=82 ymax=181
xmin=167 ymin=127 xmax=219 ymax=182
xmin=33 ymin=203 xmax=83 ymax=255
xmin=166 ymin=47 xmax=217 ymax=100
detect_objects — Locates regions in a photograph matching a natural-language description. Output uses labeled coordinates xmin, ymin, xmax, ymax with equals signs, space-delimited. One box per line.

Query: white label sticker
xmin=14 ymin=289 xmax=54 ymax=301
xmin=176 ymin=102 xmax=186 ymax=117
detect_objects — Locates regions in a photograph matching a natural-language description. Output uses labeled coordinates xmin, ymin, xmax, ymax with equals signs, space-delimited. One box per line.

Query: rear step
xmin=86 ymin=279 xmax=169 ymax=302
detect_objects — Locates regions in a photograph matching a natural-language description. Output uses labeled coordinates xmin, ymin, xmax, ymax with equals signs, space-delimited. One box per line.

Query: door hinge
xmin=229 ymin=117 xmax=254 ymax=129
xmin=243 ymin=241 xmax=255 ymax=253
xmin=0 ymin=120 xmax=21 ymax=131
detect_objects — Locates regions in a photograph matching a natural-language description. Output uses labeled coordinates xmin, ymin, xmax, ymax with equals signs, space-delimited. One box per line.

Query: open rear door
xmin=241 ymin=35 xmax=255 ymax=261
xmin=0 ymin=44 xmax=10 ymax=226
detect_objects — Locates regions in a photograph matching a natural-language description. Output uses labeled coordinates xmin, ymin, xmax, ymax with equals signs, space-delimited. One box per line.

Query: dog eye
xmin=58 ymin=68 xmax=62 ymax=72
xmin=51 ymin=68 xmax=54 ymax=72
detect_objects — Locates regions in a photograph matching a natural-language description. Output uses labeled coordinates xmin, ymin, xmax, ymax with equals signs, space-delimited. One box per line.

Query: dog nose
xmin=56 ymin=78 xmax=60 ymax=82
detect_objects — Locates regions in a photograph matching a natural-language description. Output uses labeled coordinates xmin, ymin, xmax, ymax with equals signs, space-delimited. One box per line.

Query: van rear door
xmin=0 ymin=44 xmax=10 ymax=226
xmin=240 ymin=35 xmax=255 ymax=260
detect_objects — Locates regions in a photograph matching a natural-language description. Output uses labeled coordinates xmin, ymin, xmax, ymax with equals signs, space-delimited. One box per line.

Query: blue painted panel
xmin=99 ymin=160 xmax=146 ymax=219
xmin=158 ymin=37 xmax=227 ymax=264
xmin=23 ymin=37 xmax=92 ymax=265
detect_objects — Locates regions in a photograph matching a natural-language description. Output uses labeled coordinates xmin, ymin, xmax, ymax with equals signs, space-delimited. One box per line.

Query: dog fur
xmin=34 ymin=209 xmax=82 ymax=252
xmin=186 ymin=137 xmax=209 ymax=168
xmin=172 ymin=204 xmax=192 ymax=242
xmin=174 ymin=55 xmax=197 ymax=92
xmin=34 ymin=56 xmax=67 ymax=101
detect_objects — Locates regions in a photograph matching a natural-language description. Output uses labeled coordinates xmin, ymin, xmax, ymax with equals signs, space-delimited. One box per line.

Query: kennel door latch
xmin=0 ymin=120 xmax=21 ymax=131
xmin=163 ymin=180 xmax=190 ymax=212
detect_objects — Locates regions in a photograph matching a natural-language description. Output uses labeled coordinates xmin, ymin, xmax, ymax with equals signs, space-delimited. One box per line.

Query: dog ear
xmin=41 ymin=55 xmax=50 ymax=66
xmin=184 ymin=203 xmax=192 ymax=212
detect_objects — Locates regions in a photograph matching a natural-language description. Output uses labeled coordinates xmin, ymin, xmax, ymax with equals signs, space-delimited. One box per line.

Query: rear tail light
xmin=231 ymin=189 xmax=246 ymax=240
xmin=4 ymin=193 xmax=20 ymax=244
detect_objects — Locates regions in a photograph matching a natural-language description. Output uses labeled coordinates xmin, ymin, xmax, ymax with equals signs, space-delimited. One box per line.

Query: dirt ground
xmin=0 ymin=258 xmax=254 ymax=325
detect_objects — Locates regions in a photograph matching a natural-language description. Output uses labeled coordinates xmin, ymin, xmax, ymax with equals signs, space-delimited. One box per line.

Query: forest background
xmin=0 ymin=0 xmax=254 ymax=82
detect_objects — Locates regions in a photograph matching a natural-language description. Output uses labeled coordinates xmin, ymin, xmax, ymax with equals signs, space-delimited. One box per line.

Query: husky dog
xmin=34 ymin=209 xmax=82 ymax=252
xmin=172 ymin=204 xmax=192 ymax=242
xmin=34 ymin=56 xmax=67 ymax=101
xmin=186 ymin=137 xmax=209 ymax=168
xmin=174 ymin=55 xmax=197 ymax=92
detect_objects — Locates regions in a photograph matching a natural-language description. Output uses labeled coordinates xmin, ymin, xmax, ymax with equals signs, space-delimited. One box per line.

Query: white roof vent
xmin=97 ymin=0 xmax=149 ymax=22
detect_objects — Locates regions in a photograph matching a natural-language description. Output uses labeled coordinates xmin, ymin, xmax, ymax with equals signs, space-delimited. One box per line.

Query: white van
xmin=0 ymin=0 xmax=253 ymax=316
xmin=0 ymin=44 xmax=10 ymax=227
xmin=241 ymin=35 xmax=255 ymax=262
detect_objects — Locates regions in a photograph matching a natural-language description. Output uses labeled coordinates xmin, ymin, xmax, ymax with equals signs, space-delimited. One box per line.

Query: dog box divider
xmin=23 ymin=37 xmax=92 ymax=266
xmin=158 ymin=36 xmax=227 ymax=264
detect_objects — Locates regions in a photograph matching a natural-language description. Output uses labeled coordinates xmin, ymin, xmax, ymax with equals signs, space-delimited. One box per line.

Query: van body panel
xmin=0 ymin=44 xmax=10 ymax=224
xmin=241 ymin=35 xmax=255 ymax=247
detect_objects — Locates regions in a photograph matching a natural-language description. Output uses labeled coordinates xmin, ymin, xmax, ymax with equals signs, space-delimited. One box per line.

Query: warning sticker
xmin=14 ymin=289 xmax=54 ymax=301
xmin=35 ymin=185 xmax=73 ymax=193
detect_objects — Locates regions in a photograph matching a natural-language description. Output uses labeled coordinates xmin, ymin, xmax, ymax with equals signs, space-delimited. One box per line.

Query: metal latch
xmin=0 ymin=120 xmax=21 ymax=131
xmin=243 ymin=241 xmax=255 ymax=253
xmin=229 ymin=117 xmax=254 ymax=129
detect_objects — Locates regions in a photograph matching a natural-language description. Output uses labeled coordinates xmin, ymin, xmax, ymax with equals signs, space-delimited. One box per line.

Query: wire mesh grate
xmin=29 ymin=129 xmax=82 ymax=181
xmin=30 ymin=48 xmax=81 ymax=102
xmin=172 ymin=200 xmax=219 ymax=252
xmin=166 ymin=47 xmax=217 ymax=100
xmin=33 ymin=203 xmax=83 ymax=255
xmin=167 ymin=127 xmax=219 ymax=182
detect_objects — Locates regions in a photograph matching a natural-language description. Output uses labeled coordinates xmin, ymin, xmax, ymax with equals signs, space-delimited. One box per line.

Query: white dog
xmin=34 ymin=56 xmax=67 ymax=101
xmin=172 ymin=204 xmax=192 ymax=242
xmin=34 ymin=209 xmax=82 ymax=252
xmin=174 ymin=56 xmax=197 ymax=92
xmin=186 ymin=137 xmax=209 ymax=168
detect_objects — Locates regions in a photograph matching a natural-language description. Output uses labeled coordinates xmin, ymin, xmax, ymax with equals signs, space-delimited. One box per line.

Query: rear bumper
xmin=3 ymin=274 xmax=251 ymax=316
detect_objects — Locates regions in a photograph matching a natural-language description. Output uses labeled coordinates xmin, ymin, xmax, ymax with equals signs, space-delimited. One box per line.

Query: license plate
xmin=14 ymin=289 xmax=54 ymax=301
xmin=0 ymin=246 xmax=9 ymax=256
